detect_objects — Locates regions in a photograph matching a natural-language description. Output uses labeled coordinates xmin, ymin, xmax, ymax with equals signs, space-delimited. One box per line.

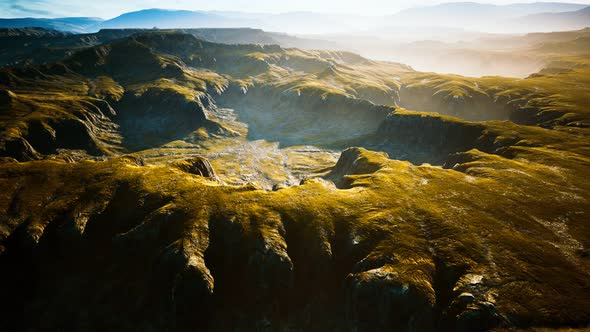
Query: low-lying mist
xmin=3 ymin=1 xmax=589 ymax=77
xmin=288 ymin=31 xmax=552 ymax=78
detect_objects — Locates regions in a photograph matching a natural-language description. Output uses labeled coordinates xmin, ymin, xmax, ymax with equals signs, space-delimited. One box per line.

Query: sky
xmin=2 ymin=0 xmax=590 ymax=18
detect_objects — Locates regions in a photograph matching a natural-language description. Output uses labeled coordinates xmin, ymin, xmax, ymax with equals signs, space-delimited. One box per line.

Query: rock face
xmin=216 ymin=84 xmax=393 ymax=148
xmin=0 ymin=81 xmax=122 ymax=161
xmin=0 ymin=88 xmax=15 ymax=103
xmin=398 ymin=84 xmax=514 ymax=121
xmin=326 ymin=147 xmax=387 ymax=188
xmin=204 ymin=211 xmax=294 ymax=330
xmin=115 ymin=88 xmax=221 ymax=151
xmin=174 ymin=156 xmax=219 ymax=180
xmin=0 ymin=137 xmax=41 ymax=161
xmin=372 ymin=110 xmax=532 ymax=165
xmin=375 ymin=111 xmax=485 ymax=164
xmin=345 ymin=266 xmax=436 ymax=332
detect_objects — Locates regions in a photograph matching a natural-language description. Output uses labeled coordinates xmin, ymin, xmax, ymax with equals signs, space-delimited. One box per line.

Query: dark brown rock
xmin=174 ymin=156 xmax=219 ymax=180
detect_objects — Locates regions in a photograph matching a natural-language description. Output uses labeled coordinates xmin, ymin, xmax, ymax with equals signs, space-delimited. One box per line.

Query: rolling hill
xmin=0 ymin=29 xmax=590 ymax=331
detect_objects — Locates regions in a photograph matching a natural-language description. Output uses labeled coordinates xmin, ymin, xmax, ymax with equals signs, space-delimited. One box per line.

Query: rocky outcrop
xmin=398 ymin=80 xmax=588 ymax=129
xmin=204 ymin=210 xmax=294 ymax=329
xmin=173 ymin=156 xmax=219 ymax=180
xmin=326 ymin=147 xmax=387 ymax=188
xmin=372 ymin=111 xmax=529 ymax=165
xmin=0 ymin=137 xmax=42 ymax=161
xmin=25 ymin=117 xmax=104 ymax=155
xmin=0 ymin=80 xmax=124 ymax=160
xmin=0 ymin=88 xmax=15 ymax=104
xmin=374 ymin=111 xmax=486 ymax=164
xmin=345 ymin=266 xmax=436 ymax=332
xmin=115 ymin=87 xmax=222 ymax=151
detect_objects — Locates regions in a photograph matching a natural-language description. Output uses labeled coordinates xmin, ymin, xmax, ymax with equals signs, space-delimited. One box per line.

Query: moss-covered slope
xmin=0 ymin=144 xmax=588 ymax=331
xmin=0 ymin=30 xmax=589 ymax=331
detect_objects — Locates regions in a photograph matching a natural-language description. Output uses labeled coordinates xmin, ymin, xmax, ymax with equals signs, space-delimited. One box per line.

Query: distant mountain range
xmin=515 ymin=6 xmax=590 ymax=31
xmin=98 ymin=9 xmax=254 ymax=29
xmin=393 ymin=1 xmax=586 ymax=19
xmin=0 ymin=17 xmax=102 ymax=33
xmin=388 ymin=2 xmax=589 ymax=32
xmin=98 ymin=9 xmax=376 ymax=34
xmin=0 ymin=2 xmax=588 ymax=35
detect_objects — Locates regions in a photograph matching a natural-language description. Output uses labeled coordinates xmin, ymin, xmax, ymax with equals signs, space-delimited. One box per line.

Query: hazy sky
xmin=2 ymin=0 xmax=590 ymax=18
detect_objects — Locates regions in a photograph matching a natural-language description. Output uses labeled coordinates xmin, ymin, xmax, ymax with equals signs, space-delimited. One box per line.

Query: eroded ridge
xmin=1 ymin=29 xmax=590 ymax=331
xmin=1 ymin=147 xmax=589 ymax=330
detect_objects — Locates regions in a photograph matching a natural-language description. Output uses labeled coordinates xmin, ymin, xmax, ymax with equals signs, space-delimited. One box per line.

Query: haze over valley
xmin=2 ymin=1 xmax=590 ymax=76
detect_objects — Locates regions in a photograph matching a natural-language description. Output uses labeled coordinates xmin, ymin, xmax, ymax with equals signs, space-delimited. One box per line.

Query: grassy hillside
xmin=0 ymin=30 xmax=589 ymax=331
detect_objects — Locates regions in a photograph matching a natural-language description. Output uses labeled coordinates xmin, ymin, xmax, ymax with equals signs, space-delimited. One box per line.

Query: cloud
xmin=0 ymin=0 xmax=58 ymax=17
xmin=10 ymin=4 xmax=53 ymax=16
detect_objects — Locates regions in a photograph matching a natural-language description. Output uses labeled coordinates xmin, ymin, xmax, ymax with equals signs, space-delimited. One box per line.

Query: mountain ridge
xmin=515 ymin=5 xmax=590 ymax=31
xmin=1 ymin=2 xmax=588 ymax=34
xmin=98 ymin=8 xmax=253 ymax=30
xmin=0 ymin=17 xmax=103 ymax=33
